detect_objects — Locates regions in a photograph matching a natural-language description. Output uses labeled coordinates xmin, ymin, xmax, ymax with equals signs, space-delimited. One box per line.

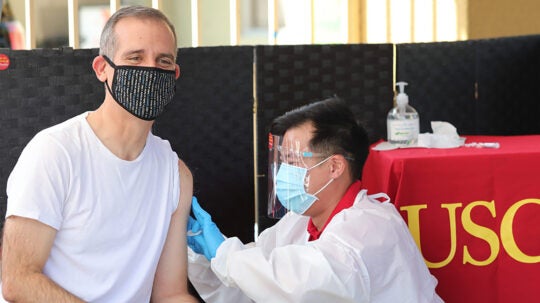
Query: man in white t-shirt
xmin=2 ymin=6 xmax=198 ymax=302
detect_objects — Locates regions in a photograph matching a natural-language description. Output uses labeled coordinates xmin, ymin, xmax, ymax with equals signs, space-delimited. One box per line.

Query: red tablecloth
xmin=362 ymin=135 xmax=540 ymax=303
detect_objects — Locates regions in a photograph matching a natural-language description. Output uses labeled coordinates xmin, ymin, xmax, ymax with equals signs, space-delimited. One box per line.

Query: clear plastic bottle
xmin=387 ymin=82 xmax=419 ymax=146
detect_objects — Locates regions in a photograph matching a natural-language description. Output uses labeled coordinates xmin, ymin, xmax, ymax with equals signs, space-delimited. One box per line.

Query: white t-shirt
xmin=6 ymin=112 xmax=180 ymax=302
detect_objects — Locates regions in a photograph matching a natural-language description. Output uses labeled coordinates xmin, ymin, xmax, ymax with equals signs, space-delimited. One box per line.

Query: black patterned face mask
xmin=103 ymin=55 xmax=176 ymax=121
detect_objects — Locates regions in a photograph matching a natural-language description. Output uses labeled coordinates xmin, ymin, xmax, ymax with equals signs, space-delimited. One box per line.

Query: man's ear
xmin=329 ymin=155 xmax=346 ymax=178
xmin=175 ymin=64 xmax=181 ymax=79
xmin=92 ymin=55 xmax=108 ymax=82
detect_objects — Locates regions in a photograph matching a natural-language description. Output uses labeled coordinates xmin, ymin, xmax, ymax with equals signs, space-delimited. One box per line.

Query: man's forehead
xmin=113 ymin=17 xmax=176 ymax=53
xmin=282 ymin=125 xmax=314 ymax=150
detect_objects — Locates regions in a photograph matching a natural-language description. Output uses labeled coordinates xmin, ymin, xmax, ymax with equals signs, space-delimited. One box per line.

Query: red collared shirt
xmin=307 ymin=180 xmax=363 ymax=241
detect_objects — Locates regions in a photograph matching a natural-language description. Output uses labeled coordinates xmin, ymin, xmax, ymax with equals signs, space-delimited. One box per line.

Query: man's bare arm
xmin=2 ymin=216 xmax=84 ymax=302
xmin=151 ymin=159 xmax=199 ymax=303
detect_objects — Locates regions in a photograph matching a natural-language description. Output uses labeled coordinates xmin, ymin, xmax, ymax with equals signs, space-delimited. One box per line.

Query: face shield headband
xmin=103 ymin=55 xmax=176 ymax=121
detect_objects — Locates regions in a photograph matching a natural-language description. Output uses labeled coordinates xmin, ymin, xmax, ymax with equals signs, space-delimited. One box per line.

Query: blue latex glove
xmin=187 ymin=215 xmax=204 ymax=254
xmin=186 ymin=196 xmax=225 ymax=260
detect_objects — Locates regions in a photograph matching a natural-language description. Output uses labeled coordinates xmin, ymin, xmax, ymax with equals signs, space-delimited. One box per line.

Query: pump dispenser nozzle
xmin=396 ymin=82 xmax=409 ymax=107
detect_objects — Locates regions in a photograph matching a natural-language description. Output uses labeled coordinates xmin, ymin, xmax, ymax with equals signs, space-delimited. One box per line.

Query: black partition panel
xmin=153 ymin=46 xmax=255 ymax=242
xmin=396 ymin=34 xmax=540 ymax=136
xmin=0 ymin=48 xmax=103 ymax=222
xmin=475 ymin=35 xmax=540 ymax=135
xmin=254 ymin=44 xmax=394 ymax=232
xmin=396 ymin=40 xmax=477 ymax=134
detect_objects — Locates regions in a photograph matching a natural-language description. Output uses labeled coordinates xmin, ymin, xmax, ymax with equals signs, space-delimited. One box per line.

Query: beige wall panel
xmin=468 ymin=0 xmax=540 ymax=39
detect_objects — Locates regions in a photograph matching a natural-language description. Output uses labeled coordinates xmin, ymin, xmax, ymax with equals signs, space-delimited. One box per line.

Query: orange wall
xmin=468 ymin=0 xmax=540 ymax=39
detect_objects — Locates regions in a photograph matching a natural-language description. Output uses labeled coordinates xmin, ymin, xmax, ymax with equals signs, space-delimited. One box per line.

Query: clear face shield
xmin=267 ymin=133 xmax=331 ymax=218
xmin=267 ymin=134 xmax=286 ymax=219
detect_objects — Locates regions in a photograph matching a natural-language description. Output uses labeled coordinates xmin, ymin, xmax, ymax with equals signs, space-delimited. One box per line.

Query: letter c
xmin=501 ymin=198 xmax=540 ymax=263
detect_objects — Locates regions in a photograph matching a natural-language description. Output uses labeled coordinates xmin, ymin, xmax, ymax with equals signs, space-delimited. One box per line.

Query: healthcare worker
xmin=187 ymin=97 xmax=444 ymax=303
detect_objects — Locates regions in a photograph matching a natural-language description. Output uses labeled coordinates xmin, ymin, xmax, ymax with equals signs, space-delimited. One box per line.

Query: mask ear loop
xmin=102 ymin=55 xmax=117 ymax=68
xmin=307 ymin=155 xmax=333 ymax=171
xmin=312 ymin=178 xmax=334 ymax=196
xmin=306 ymin=155 xmax=335 ymax=197
xmin=102 ymin=55 xmax=117 ymax=100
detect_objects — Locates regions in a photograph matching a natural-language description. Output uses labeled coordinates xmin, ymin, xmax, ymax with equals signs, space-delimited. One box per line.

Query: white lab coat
xmin=188 ymin=190 xmax=444 ymax=303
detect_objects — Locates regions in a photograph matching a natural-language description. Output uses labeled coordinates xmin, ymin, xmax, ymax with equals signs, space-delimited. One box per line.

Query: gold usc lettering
xmin=400 ymin=199 xmax=540 ymax=268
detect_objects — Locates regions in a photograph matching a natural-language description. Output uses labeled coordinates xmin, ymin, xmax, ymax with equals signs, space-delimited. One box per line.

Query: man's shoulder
xmin=331 ymin=193 xmax=402 ymax=229
xmin=37 ymin=112 xmax=89 ymax=139
xmin=148 ymin=131 xmax=176 ymax=151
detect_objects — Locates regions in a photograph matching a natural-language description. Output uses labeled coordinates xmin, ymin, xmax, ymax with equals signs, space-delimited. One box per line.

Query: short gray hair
xmin=99 ymin=5 xmax=177 ymax=58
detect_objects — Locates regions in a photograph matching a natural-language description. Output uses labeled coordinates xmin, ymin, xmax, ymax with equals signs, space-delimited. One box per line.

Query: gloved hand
xmin=187 ymin=215 xmax=203 ymax=253
xmin=186 ymin=196 xmax=225 ymax=260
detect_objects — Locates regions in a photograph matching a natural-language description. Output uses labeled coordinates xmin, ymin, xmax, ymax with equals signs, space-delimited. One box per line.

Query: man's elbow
xmin=2 ymin=274 xmax=21 ymax=302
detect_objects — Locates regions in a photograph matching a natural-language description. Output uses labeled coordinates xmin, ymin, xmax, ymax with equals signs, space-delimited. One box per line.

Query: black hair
xmin=270 ymin=96 xmax=369 ymax=180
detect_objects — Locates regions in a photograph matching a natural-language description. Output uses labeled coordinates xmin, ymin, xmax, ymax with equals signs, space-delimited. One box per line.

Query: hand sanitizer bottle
xmin=387 ymin=82 xmax=419 ymax=146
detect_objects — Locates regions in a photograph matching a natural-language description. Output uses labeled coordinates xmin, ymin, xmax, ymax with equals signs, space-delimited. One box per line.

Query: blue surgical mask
xmin=275 ymin=156 xmax=334 ymax=214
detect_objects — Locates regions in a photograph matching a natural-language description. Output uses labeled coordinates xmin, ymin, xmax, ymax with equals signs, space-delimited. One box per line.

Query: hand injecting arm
xmin=186 ymin=197 xmax=225 ymax=260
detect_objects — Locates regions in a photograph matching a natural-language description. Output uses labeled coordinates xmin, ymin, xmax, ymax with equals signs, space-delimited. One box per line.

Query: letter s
xmin=462 ymin=200 xmax=499 ymax=266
